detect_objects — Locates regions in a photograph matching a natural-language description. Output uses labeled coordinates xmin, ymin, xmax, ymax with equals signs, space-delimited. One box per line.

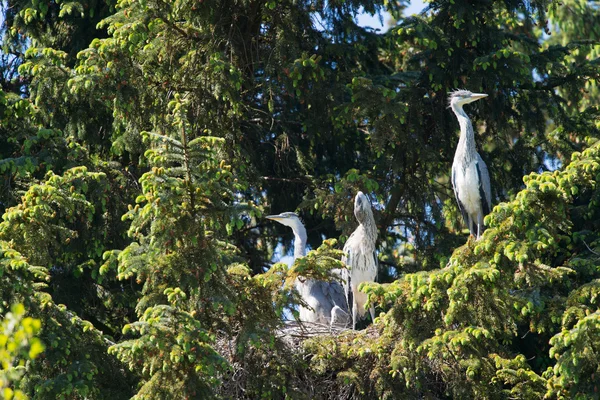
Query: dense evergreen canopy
xmin=1 ymin=0 xmax=600 ymax=398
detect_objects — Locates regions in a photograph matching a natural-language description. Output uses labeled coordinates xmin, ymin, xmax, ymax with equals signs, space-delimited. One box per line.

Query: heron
xmin=341 ymin=191 xmax=378 ymax=330
xmin=449 ymin=89 xmax=492 ymax=240
xmin=266 ymin=212 xmax=349 ymax=328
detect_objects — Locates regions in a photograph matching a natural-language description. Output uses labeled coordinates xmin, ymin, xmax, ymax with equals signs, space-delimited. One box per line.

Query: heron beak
xmin=470 ymin=93 xmax=488 ymax=101
xmin=266 ymin=215 xmax=282 ymax=221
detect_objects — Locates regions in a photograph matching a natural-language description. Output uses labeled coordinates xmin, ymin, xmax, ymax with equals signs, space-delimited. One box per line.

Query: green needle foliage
xmin=102 ymin=94 xmax=277 ymax=398
xmin=0 ymin=303 xmax=44 ymax=400
xmin=1 ymin=0 xmax=600 ymax=397
xmin=0 ymin=168 xmax=137 ymax=398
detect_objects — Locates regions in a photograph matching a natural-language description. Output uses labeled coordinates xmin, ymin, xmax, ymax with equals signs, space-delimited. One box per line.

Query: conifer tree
xmin=0 ymin=168 xmax=136 ymax=398
xmin=103 ymin=93 xmax=271 ymax=397
xmin=1 ymin=0 xmax=600 ymax=397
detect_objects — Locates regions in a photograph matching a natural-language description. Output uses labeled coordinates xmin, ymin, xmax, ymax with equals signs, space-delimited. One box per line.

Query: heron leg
xmin=477 ymin=213 xmax=484 ymax=240
xmin=352 ymin=299 xmax=358 ymax=330
xmin=468 ymin=214 xmax=475 ymax=237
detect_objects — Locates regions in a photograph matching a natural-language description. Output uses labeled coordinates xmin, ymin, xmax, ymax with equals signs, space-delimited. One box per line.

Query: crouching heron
xmin=266 ymin=212 xmax=349 ymax=328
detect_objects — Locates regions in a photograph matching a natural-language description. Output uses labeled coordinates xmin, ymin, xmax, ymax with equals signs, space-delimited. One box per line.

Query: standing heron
xmin=449 ymin=90 xmax=492 ymax=240
xmin=342 ymin=191 xmax=378 ymax=330
xmin=266 ymin=212 xmax=349 ymax=328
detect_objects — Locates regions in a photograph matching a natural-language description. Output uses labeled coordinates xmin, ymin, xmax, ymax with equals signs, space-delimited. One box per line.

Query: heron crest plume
xmin=447 ymin=89 xmax=473 ymax=105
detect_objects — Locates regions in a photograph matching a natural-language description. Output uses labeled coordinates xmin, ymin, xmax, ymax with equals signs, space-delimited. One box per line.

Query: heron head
xmin=353 ymin=191 xmax=373 ymax=223
xmin=266 ymin=212 xmax=304 ymax=230
xmin=448 ymin=89 xmax=488 ymax=107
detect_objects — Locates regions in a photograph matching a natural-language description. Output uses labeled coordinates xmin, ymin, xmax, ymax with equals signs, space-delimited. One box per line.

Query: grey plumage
xmin=341 ymin=191 xmax=378 ymax=330
xmin=449 ymin=89 xmax=492 ymax=239
xmin=266 ymin=212 xmax=349 ymax=328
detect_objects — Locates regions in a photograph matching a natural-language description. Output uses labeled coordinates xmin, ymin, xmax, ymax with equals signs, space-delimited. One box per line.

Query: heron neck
xmin=452 ymin=104 xmax=476 ymax=158
xmin=365 ymin=219 xmax=378 ymax=249
xmin=290 ymin=224 xmax=312 ymax=293
xmin=358 ymin=209 xmax=378 ymax=249
xmin=292 ymin=224 xmax=307 ymax=259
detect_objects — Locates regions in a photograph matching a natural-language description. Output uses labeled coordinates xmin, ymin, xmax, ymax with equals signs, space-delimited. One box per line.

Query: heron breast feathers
xmin=455 ymin=162 xmax=484 ymax=216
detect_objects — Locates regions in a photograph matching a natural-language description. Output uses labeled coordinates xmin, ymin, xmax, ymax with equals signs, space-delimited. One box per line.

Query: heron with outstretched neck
xmin=266 ymin=212 xmax=349 ymax=328
xmin=449 ymin=90 xmax=492 ymax=240
xmin=341 ymin=191 xmax=378 ymax=330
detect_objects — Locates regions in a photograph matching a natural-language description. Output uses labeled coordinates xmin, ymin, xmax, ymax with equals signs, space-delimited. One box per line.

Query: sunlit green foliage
xmin=0 ymin=168 xmax=136 ymax=398
xmin=103 ymin=92 xmax=260 ymax=397
xmin=309 ymin=142 xmax=600 ymax=398
xmin=0 ymin=304 xmax=44 ymax=400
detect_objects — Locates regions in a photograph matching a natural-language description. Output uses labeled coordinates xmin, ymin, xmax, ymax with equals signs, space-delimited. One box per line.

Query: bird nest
xmin=276 ymin=319 xmax=351 ymax=349
xmin=215 ymin=320 xmax=380 ymax=399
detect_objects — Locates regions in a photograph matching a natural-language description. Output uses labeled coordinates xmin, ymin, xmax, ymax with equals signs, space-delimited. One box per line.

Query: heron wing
xmin=373 ymin=250 xmax=378 ymax=282
xmin=475 ymin=153 xmax=492 ymax=216
xmin=325 ymin=279 xmax=348 ymax=311
xmin=341 ymin=238 xmax=355 ymax=313
xmin=343 ymin=253 xmax=352 ymax=307
xmin=310 ymin=279 xmax=348 ymax=318
xmin=451 ymin=163 xmax=470 ymax=230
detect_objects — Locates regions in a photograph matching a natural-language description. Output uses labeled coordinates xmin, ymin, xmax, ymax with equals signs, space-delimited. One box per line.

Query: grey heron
xmin=341 ymin=191 xmax=378 ymax=330
xmin=266 ymin=212 xmax=349 ymax=328
xmin=449 ymin=90 xmax=492 ymax=240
